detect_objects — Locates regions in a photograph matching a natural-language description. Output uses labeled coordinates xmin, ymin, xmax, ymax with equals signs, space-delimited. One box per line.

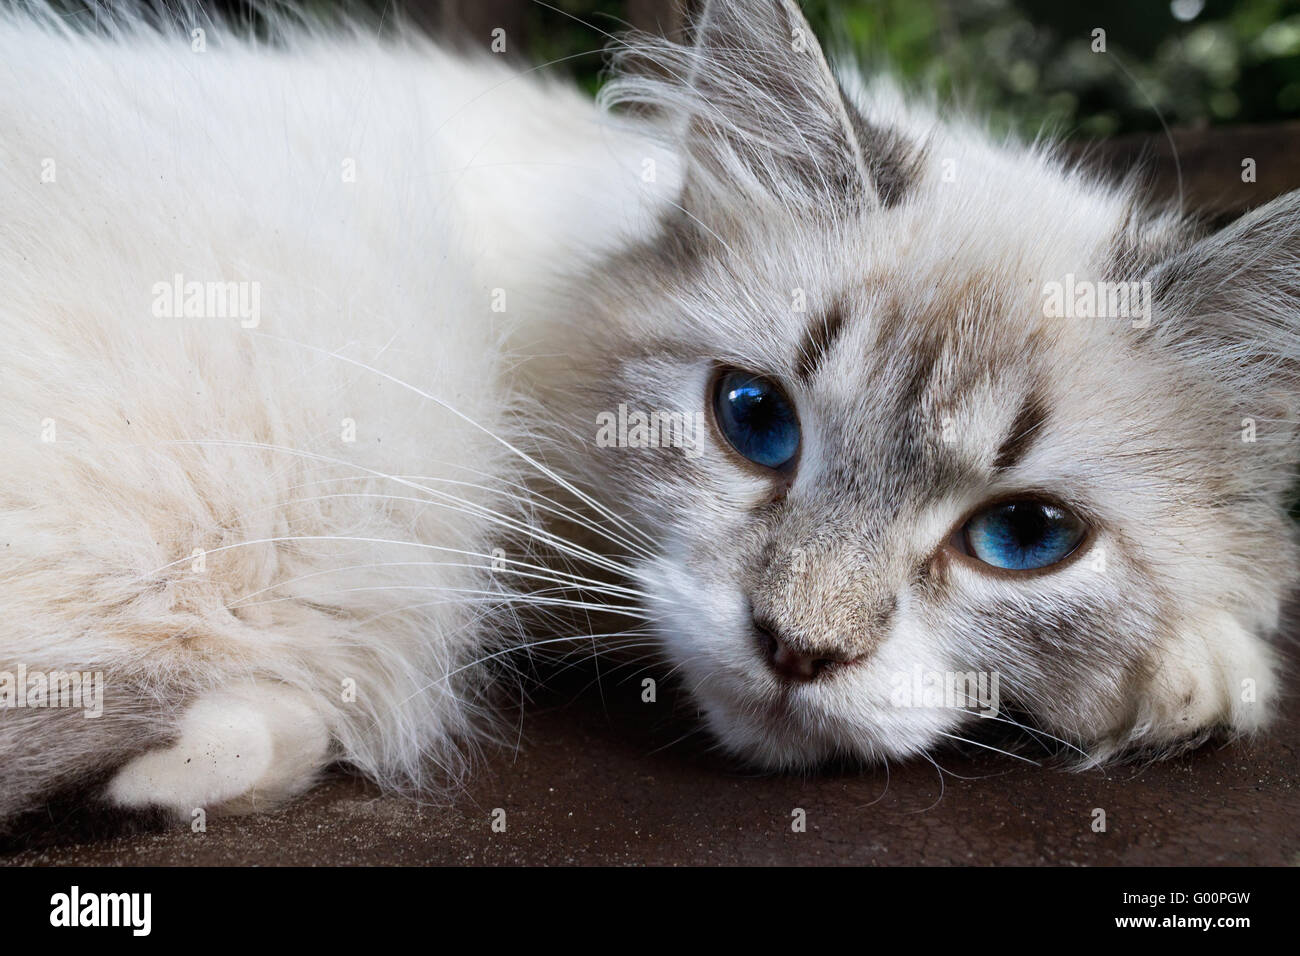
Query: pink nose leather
xmin=755 ymin=620 xmax=858 ymax=682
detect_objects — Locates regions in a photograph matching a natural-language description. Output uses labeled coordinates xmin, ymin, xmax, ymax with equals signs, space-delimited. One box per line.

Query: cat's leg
xmin=105 ymin=680 xmax=330 ymax=819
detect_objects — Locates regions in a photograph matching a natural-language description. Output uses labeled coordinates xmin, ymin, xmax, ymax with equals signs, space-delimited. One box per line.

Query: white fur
xmin=0 ymin=7 xmax=663 ymax=819
xmin=107 ymin=681 xmax=329 ymax=815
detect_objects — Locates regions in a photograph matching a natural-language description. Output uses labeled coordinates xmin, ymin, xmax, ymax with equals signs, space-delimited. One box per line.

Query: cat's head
xmin=566 ymin=0 xmax=1300 ymax=767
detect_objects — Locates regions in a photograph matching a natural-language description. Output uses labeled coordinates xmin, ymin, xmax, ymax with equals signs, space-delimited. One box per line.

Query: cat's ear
xmin=681 ymin=0 xmax=871 ymax=211
xmin=1145 ymin=191 xmax=1300 ymax=412
xmin=606 ymin=0 xmax=895 ymax=219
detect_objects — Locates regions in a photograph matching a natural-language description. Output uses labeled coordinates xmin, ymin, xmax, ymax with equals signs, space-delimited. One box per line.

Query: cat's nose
xmin=753 ymin=619 xmax=857 ymax=683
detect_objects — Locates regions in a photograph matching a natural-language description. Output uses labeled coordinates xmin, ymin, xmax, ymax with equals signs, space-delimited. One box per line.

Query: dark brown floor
xmin=4 ymin=652 xmax=1297 ymax=866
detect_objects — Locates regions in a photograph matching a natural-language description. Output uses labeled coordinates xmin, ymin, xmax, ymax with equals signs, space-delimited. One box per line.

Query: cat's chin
xmin=651 ymin=576 xmax=970 ymax=770
xmin=686 ymin=678 xmax=963 ymax=772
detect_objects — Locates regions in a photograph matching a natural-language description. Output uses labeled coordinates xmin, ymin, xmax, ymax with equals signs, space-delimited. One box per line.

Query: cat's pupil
xmin=729 ymin=384 xmax=770 ymax=424
xmin=999 ymin=503 xmax=1050 ymax=546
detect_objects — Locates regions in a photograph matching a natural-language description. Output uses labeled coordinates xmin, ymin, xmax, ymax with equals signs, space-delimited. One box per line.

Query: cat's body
xmin=2 ymin=0 xmax=1297 ymax=826
xmin=0 ymin=8 xmax=669 ymax=820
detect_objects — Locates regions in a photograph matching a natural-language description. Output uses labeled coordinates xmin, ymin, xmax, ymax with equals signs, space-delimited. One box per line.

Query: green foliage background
xmin=170 ymin=0 xmax=1300 ymax=139
xmin=519 ymin=0 xmax=1300 ymax=139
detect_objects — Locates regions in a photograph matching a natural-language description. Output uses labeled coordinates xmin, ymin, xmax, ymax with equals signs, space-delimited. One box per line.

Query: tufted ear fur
xmin=1145 ymin=189 xmax=1300 ymax=470
xmin=604 ymin=0 xmax=913 ymax=223
xmin=1147 ymin=191 xmax=1300 ymax=378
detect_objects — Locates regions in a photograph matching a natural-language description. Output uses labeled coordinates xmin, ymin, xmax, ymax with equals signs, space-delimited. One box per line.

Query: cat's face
xmin=570 ymin=0 xmax=1299 ymax=767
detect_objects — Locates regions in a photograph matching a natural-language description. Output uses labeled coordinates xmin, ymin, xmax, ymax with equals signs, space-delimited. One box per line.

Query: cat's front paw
xmin=1091 ymin=610 xmax=1279 ymax=762
xmin=106 ymin=681 xmax=330 ymax=819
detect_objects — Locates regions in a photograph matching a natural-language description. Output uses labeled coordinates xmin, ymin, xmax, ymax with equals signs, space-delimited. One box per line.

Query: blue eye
xmin=712 ymin=369 xmax=800 ymax=470
xmin=963 ymin=500 xmax=1086 ymax=571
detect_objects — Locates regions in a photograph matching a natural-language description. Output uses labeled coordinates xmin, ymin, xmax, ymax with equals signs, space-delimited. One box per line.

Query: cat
xmin=1 ymin=0 xmax=1296 ymax=827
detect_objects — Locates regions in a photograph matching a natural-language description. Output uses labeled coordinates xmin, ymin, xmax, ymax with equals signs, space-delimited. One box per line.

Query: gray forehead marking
xmin=839 ymin=90 xmax=926 ymax=208
xmin=795 ymin=300 xmax=848 ymax=384
xmin=993 ymin=390 xmax=1049 ymax=472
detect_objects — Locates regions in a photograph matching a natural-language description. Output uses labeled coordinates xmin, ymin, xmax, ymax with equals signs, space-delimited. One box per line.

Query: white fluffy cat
xmin=0 ymin=2 xmax=673 ymax=820
xmin=1 ymin=0 xmax=1296 ymax=826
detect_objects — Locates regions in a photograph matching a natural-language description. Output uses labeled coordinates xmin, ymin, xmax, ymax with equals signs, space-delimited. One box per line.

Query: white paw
xmin=1122 ymin=610 xmax=1278 ymax=753
xmin=107 ymin=681 xmax=329 ymax=818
